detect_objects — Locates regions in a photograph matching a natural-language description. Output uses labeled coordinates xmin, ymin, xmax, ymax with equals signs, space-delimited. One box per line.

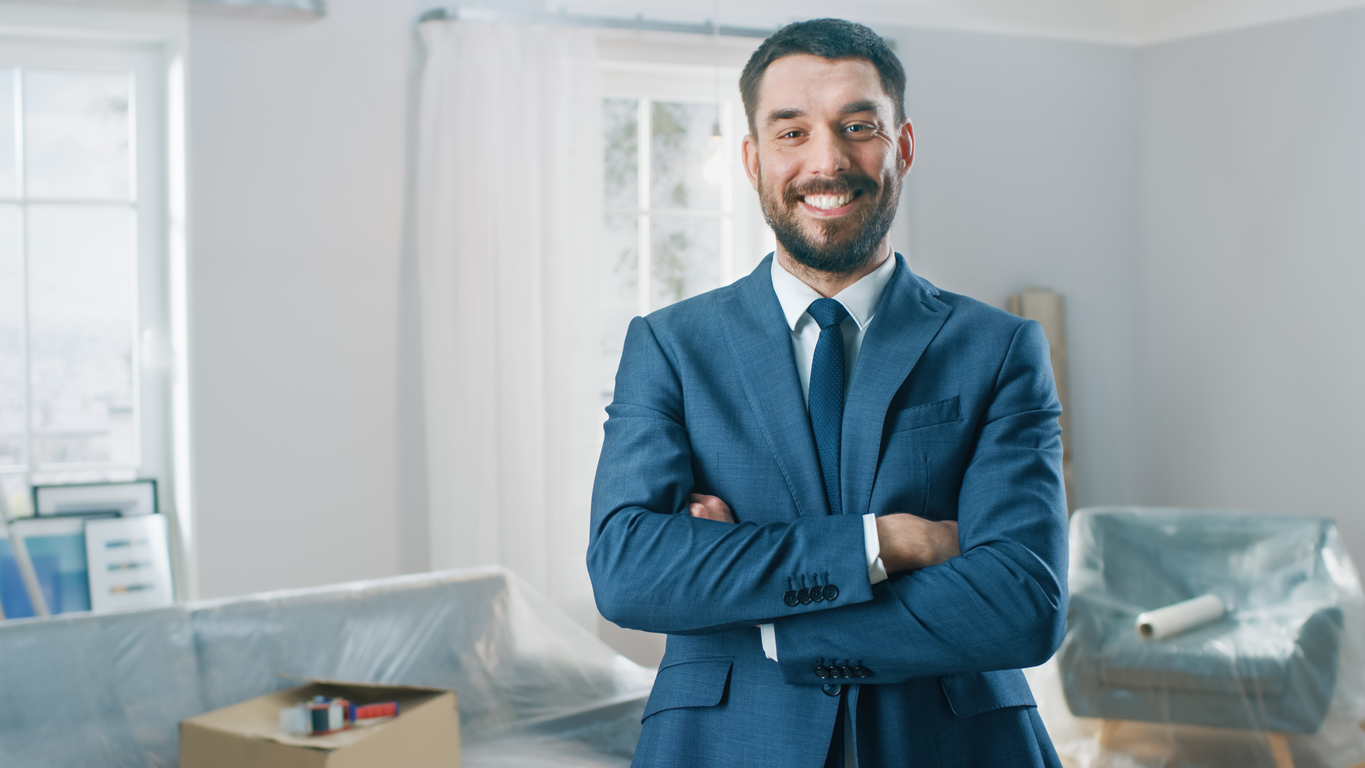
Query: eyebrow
xmin=840 ymin=99 xmax=880 ymax=116
xmin=764 ymin=107 xmax=805 ymax=126
xmin=764 ymin=100 xmax=883 ymax=127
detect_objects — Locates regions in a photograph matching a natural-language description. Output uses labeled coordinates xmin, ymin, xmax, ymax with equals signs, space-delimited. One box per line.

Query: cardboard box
xmin=180 ymin=681 xmax=459 ymax=768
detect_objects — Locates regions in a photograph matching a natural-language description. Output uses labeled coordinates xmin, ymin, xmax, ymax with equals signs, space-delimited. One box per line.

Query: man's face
xmin=742 ymin=53 xmax=913 ymax=275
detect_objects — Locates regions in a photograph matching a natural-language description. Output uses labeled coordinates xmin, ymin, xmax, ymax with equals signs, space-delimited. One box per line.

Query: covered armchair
xmin=1059 ymin=507 xmax=1360 ymax=766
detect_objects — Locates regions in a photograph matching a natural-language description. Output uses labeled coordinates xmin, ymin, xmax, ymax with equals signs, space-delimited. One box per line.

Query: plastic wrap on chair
xmin=0 ymin=565 xmax=654 ymax=767
xmin=1047 ymin=507 xmax=1365 ymax=768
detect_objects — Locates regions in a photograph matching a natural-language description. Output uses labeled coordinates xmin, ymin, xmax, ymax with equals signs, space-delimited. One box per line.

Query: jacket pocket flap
xmin=642 ymin=658 xmax=733 ymax=721
xmin=940 ymin=669 xmax=1036 ymax=718
xmin=890 ymin=396 xmax=961 ymax=433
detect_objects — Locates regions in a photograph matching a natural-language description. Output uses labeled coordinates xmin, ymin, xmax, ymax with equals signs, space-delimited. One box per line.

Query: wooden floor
xmin=1080 ymin=719 xmax=1365 ymax=768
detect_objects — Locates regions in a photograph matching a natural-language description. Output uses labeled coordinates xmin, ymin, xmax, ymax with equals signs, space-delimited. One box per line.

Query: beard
xmin=757 ymin=167 xmax=900 ymax=275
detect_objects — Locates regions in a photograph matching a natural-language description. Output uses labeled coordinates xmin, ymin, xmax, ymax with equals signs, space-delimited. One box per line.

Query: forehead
xmin=757 ymin=53 xmax=891 ymax=119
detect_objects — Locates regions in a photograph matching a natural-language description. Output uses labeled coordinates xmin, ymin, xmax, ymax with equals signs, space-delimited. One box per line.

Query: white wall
xmin=888 ymin=26 xmax=1144 ymax=510
xmin=187 ymin=0 xmax=417 ymax=597
xmin=1136 ymin=9 xmax=1365 ymax=554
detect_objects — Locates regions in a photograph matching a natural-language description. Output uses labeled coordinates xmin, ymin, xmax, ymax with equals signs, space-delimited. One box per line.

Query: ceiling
xmin=560 ymin=0 xmax=1365 ymax=45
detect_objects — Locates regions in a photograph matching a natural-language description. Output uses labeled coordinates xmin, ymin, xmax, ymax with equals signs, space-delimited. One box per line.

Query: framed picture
xmin=0 ymin=516 xmax=91 ymax=617
xmin=84 ymin=514 xmax=174 ymax=613
xmin=32 ymin=480 xmax=158 ymax=518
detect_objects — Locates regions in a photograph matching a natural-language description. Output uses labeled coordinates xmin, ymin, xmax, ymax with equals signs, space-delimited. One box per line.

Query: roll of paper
xmin=1136 ymin=594 xmax=1225 ymax=641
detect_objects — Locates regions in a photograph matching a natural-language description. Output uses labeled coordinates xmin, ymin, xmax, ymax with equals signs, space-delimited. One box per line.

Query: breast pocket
xmin=888 ymin=395 xmax=961 ymax=434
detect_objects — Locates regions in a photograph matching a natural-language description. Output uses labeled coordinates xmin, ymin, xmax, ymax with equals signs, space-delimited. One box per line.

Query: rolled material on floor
xmin=1137 ymin=594 xmax=1225 ymax=641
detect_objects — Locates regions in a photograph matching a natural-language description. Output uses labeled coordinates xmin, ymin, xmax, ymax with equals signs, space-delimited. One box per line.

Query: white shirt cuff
xmin=864 ymin=513 xmax=888 ymax=585
xmin=760 ymin=623 xmax=778 ymax=661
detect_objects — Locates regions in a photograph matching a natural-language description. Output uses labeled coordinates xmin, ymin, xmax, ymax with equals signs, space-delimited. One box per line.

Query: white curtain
xmin=414 ymin=20 xmax=603 ymax=632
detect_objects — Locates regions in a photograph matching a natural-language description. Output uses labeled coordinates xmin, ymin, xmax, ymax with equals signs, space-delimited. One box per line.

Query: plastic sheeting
xmin=0 ymin=566 xmax=654 ymax=767
xmin=1049 ymin=507 xmax=1365 ymax=768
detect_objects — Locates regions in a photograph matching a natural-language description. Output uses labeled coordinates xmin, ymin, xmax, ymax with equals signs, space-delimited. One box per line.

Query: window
xmin=598 ymin=62 xmax=774 ymax=405
xmin=0 ymin=38 xmax=171 ymax=516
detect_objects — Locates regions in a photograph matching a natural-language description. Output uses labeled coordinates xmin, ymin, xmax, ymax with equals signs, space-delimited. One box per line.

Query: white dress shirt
xmin=758 ymin=252 xmax=897 ymax=663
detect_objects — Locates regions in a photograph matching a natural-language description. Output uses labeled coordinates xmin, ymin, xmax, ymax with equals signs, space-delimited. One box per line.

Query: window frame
xmin=597 ymin=60 xmax=776 ymax=408
xmin=0 ymin=36 xmax=172 ymax=515
xmin=600 ymin=61 xmax=774 ymax=316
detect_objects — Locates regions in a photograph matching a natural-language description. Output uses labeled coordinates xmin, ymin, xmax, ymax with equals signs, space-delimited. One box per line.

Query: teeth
xmin=804 ymin=193 xmax=853 ymax=210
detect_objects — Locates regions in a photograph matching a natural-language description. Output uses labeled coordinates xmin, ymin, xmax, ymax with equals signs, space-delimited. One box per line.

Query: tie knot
xmin=807 ymin=298 xmax=849 ymax=330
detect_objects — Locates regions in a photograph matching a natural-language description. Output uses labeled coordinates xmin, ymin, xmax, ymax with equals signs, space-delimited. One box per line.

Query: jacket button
xmin=814 ymin=665 xmax=831 ymax=679
xmin=854 ymin=665 xmax=871 ymax=679
xmin=798 ymin=588 xmax=811 ymax=604
xmin=784 ymin=590 xmax=799 ymax=607
xmin=822 ymin=584 xmax=839 ymax=601
xmin=822 ymin=683 xmax=842 ymax=697
xmin=810 ymin=585 xmax=824 ymax=602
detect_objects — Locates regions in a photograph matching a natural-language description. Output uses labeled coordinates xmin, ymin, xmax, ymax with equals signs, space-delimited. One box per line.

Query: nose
xmin=806 ymin=125 xmax=849 ymax=177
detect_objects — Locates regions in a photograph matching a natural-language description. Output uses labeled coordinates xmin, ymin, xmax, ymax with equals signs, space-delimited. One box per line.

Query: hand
xmin=688 ymin=493 xmax=735 ymax=523
xmin=875 ymin=514 xmax=960 ymax=573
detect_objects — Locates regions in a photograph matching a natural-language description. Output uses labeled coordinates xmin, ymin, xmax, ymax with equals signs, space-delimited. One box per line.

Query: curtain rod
xmin=417 ymin=6 xmax=775 ymax=39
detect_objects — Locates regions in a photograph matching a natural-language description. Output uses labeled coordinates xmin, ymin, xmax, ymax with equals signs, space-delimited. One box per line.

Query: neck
xmin=774 ymin=240 xmax=893 ymax=298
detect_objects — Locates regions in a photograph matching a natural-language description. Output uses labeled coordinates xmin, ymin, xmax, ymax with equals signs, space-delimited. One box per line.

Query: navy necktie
xmin=806 ymin=298 xmax=849 ymax=517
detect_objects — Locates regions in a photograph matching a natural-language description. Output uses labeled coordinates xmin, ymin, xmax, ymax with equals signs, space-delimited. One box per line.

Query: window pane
xmin=0 ymin=205 xmax=21 ymax=466
xmin=600 ymin=213 xmax=638 ymax=402
xmin=0 ymin=70 xmax=16 ymax=198
xmin=650 ymin=215 xmax=719 ymax=311
xmin=603 ymin=98 xmax=637 ymax=210
xmin=24 ymin=69 xmax=132 ymax=201
xmin=651 ymin=101 xmax=721 ymax=212
xmin=27 ymin=205 xmax=136 ymax=465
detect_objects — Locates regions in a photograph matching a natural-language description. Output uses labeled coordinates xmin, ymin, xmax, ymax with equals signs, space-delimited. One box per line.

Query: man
xmin=588 ymin=18 xmax=1067 ymax=768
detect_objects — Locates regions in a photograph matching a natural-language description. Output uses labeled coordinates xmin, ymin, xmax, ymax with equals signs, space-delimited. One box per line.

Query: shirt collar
xmin=770 ymin=251 xmax=898 ymax=332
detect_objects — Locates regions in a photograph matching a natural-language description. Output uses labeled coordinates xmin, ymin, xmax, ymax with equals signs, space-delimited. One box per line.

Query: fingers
xmin=689 ymin=502 xmax=724 ymax=521
xmin=688 ymin=493 xmax=736 ymax=523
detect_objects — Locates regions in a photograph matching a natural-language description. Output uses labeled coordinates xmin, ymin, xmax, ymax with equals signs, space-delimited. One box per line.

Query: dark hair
xmin=740 ymin=19 xmax=905 ymax=137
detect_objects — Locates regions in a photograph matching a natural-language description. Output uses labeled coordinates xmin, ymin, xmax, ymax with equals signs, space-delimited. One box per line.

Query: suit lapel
xmin=718 ymin=256 xmax=830 ymax=518
xmin=841 ymin=254 xmax=952 ymax=518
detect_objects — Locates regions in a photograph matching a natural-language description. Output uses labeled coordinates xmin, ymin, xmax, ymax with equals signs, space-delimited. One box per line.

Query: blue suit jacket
xmin=588 ymin=254 xmax=1068 ymax=768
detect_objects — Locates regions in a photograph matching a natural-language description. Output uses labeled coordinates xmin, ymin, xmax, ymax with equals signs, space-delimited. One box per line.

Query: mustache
xmin=782 ymin=174 xmax=880 ymax=205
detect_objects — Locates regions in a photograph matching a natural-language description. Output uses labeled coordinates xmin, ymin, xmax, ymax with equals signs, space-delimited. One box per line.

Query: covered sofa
xmin=0 ymin=566 xmax=654 ymax=767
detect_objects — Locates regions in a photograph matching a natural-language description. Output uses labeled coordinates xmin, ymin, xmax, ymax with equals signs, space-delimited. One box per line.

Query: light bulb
xmin=702 ymin=132 xmax=727 ymax=186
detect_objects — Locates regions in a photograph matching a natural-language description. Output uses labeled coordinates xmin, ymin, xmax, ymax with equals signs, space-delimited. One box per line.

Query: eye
xmin=779 ymin=129 xmax=803 ymax=139
xmin=844 ymin=123 xmax=873 ymax=135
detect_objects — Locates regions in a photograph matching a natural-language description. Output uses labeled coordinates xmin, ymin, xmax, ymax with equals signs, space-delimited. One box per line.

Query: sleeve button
xmin=822 ymin=584 xmax=839 ymax=601
xmin=784 ymin=590 xmax=799 ymax=607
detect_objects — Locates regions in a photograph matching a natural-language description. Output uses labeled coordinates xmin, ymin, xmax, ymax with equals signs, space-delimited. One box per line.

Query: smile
xmin=800 ymin=191 xmax=861 ymax=214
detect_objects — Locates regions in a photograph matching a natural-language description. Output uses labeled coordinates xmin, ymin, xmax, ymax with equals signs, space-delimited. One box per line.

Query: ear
xmin=741 ymin=133 xmax=761 ymax=191
xmin=898 ymin=119 xmax=914 ymax=178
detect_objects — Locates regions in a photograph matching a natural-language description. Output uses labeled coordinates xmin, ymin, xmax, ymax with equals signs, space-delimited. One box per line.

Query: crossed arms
xmin=587 ymin=315 xmax=1068 ymax=684
xmin=689 ymin=493 xmax=961 ymax=575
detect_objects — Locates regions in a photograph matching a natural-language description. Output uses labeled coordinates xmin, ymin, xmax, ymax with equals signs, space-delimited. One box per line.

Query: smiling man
xmin=588 ymin=18 xmax=1068 ymax=768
